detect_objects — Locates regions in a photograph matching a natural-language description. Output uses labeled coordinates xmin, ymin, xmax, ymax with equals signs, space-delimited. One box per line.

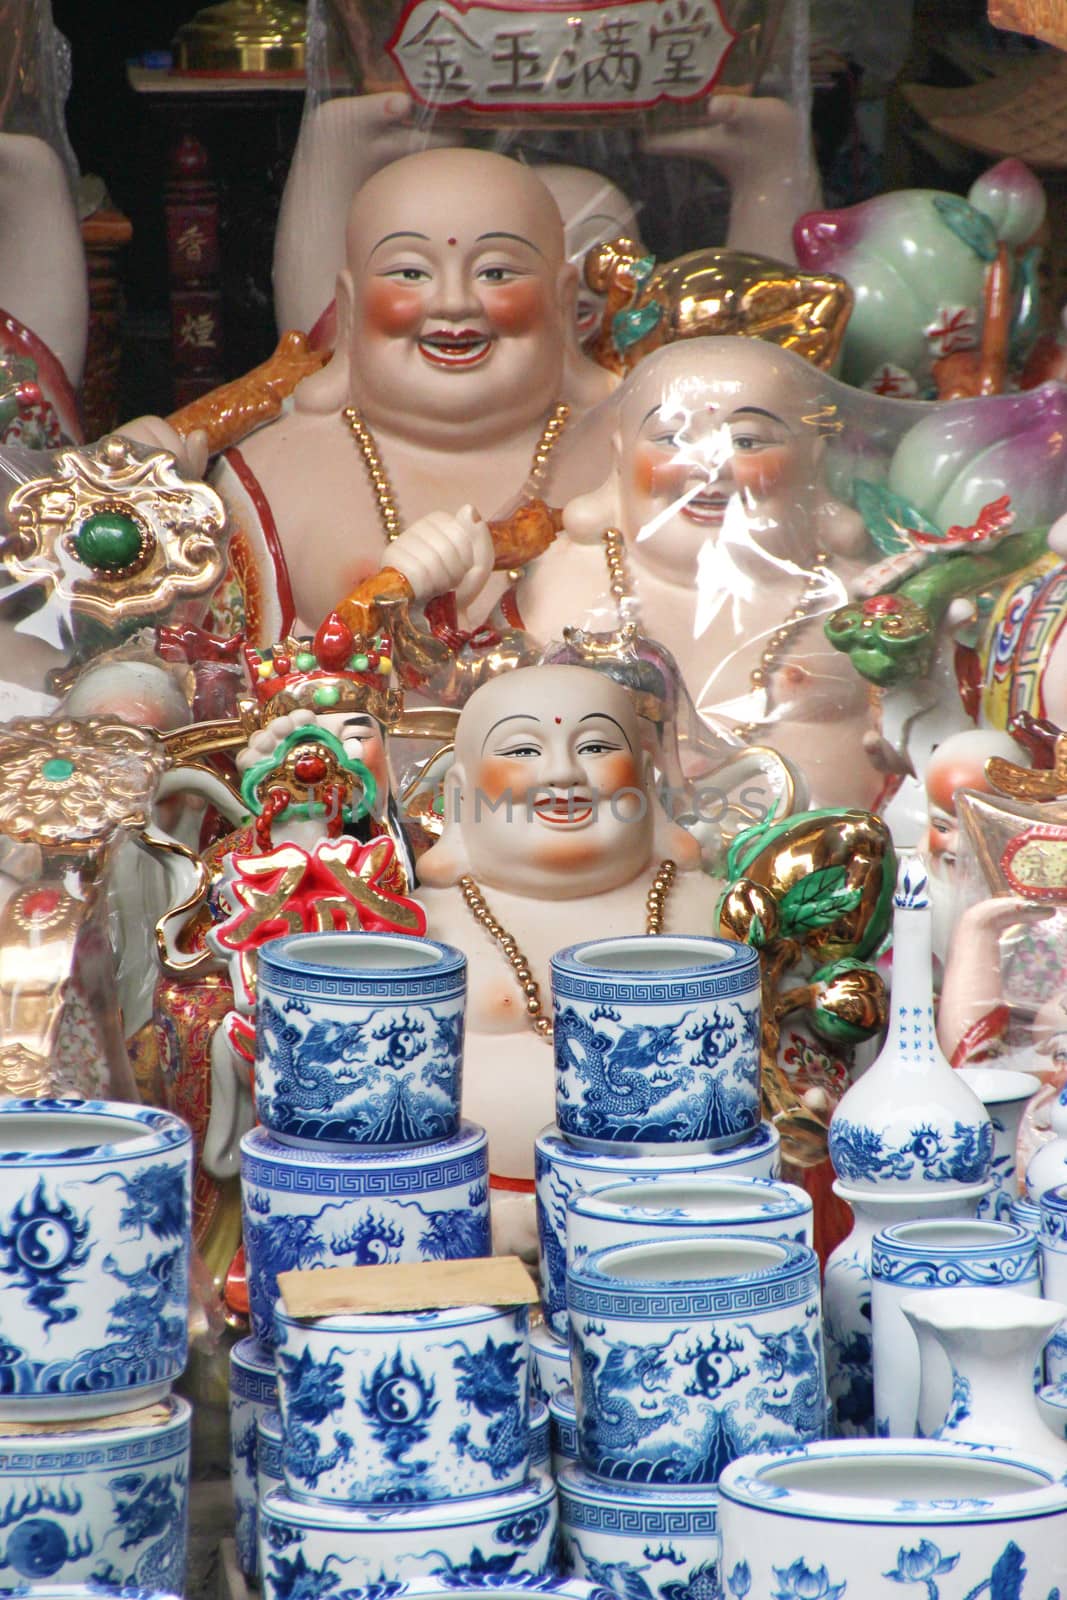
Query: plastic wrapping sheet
xmin=274 ymin=0 xmax=816 ymax=341
xmin=0 ymin=0 xmax=78 ymax=189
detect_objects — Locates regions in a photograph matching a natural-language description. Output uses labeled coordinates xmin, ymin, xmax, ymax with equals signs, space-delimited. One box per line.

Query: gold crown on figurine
xmin=244 ymin=611 xmax=404 ymax=727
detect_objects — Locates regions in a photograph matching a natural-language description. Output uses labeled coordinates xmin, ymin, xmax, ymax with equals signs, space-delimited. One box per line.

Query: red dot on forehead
xmin=554 ymin=716 xmax=562 ymax=724
xmin=448 ymin=237 xmax=457 ymax=246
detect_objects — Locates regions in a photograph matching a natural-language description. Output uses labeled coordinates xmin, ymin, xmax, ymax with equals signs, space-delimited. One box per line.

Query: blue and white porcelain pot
xmin=0 ymin=1099 xmax=191 ymax=1418
xmin=558 ymin=1463 xmax=719 ymax=1600
xmin=958 ymin=1067 xmax=1039 ymax=1221
xmin=229 ymin=1336 xmax=276 ymax=1580
xmin=530 ymin=1400 xmax=550 ymax=1470
xmin=274 ymin=1301 xmax=531 ymax=1503
xmin=256 ymin=931 xmax=466 ymax=1149
xmin=0 ymin=1394 xmax=189 ymax=1592
xmin=568 ymin=1175 xmax=813 ymax=1268
xmin=828 ymin=861 xmax=993 ymax=1196
xmin=536 ymin=1123 xmax=781 ymax=1340
xmin=530 ymin=1319 xmax=571 ymax=1405
xmin=315 ymin=1580 xmax=614 ymax=1600
xmin=718 ymin=1438 xmax=1067 ymax=1600
xmin=871 ymin=1218 xmax=1040 ymax=1438
xmin=241 ymin=1121 xmax=490 ymax=1347
xmin=550 ymin=1386 xmax=579 ymax=1473
xmin=1040 ymin=1186 xmax=1067 ymax=1384
xmin=551 ymin=936 xmax=761 ymax=1153
xmin=257 ymin=1469 xmax=558 ymax=1595
xmin=569 ymin=1236 xmax=824 ymax=1484
xmin=258 ymin=1407 xmax=285 ymax=1502
xmin=1012 ymin=1196 xmax=1042 ymax=1232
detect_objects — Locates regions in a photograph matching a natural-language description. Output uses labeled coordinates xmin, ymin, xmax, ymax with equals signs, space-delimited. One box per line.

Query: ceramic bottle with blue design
xmin=824 ymin=856 xmax=994 ymax=1437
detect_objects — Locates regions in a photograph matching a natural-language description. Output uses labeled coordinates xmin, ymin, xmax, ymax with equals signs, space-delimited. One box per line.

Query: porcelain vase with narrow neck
xmin=828 ymin=857 xmax=993 ymax=1195
xmin=822 ymin=1178 xmax=989 ymax=1439
xmin=901 ymin=1286 xmax=1067 ymax=1463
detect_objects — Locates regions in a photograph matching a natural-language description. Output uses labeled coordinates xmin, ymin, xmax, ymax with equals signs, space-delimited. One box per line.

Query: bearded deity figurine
xmin=370 ymin=336 xmax=881 ymax=812
xmin=412 ymin=662 xmax=715 ymax=1255
xmin=152 ymin=611 xmax=424 ymax=1314
xmin=196 ymin=146 xmax=615 ymax=646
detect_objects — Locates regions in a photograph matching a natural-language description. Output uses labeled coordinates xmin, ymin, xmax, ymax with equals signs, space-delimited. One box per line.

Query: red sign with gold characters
xmin=388 ymin=0 xmax=737 ymax=112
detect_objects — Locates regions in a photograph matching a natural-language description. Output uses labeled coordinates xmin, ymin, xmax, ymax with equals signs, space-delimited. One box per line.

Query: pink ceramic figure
xmin=383 ymin=336 xmax=882 ymax=811
xmin=208 ymin=147 xmax=612 ymax=645
xmin=415 ymin=663 xmax=714 ymax=1253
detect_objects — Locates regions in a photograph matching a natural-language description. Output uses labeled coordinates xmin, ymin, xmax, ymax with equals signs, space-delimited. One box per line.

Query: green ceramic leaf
xmin=613 ymin=303 xmax=662 ymax=353
xmin=779 ymin=865 xmax=861 ymax=937
xmin=932 ymin=194 xmax=998 ymax=263
xmin=853 ymin=479 xmax=942 ymax=556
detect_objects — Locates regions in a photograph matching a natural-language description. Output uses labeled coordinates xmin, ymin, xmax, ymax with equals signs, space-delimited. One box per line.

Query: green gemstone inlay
xmin=313 ymin=684 xmax=340 ymax=707
xmin=74 ymin=510 xmax=143 ymax=572
xmin=295 ymin=652 xmax=316 ymax=671
xmin=42 ymin=758 xmax=75 ymax=781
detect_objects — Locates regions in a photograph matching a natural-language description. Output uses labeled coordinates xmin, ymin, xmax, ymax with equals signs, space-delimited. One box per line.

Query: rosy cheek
xmin=483 ymin=280 xmax=548 ymax=336
xmin=732 ymin=446 xmax=796 ymax=497
xmin=636 ymin=446 xmax=689 ymax=500
xmin=478 ymin=757 xmax=530 ymax=806
xmin=362 ymin=281 xmax=425 ymax=338
xmin=595 ymin=753 xmax=640 ymax=795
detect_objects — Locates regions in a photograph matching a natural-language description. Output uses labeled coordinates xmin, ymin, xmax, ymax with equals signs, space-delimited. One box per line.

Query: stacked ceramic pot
xmin=534 ymin=933 xmax=824 ymax=1600
xmin=0 ymin=1098 xmax=193 ymax=1595
xmin=257 ymin=1297 xmax=557 ymax=1597
xmin=232 ymin=930 xmax=493 ymax=1581
xmin=823 ymin=858 xmax=995 ymax=1436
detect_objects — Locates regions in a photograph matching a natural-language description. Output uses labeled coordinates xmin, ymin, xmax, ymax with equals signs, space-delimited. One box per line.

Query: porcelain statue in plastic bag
xmin=414 ymin=662 xmax=714 ymax=1252
xmin=371 ymin=335 xmax=892 ymax=812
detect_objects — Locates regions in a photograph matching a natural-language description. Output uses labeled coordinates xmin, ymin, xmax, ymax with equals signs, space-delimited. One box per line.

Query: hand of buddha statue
xmin=383 ymin=505 xmax=496 ymax=612
xmin=117 ymin=415 xmax=209 ymax=480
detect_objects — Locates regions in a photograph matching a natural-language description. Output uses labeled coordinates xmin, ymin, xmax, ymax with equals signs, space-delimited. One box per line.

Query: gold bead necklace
xmin=601 ymin=527 xmax=831 ymax=742
xmin=458 ymin=858 xmax=677 ymax=1043
xmin=344 ymin=403 xmax=571 ymax=542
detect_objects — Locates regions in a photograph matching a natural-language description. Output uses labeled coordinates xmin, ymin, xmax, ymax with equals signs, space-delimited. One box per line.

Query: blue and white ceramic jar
xmin=0 ymin=1099 xmax=191 ymax=1418
xmin=558 ymin=1463 xmax=719 ymax=1600
xmin=536 ymin=1123 xmax=781 ymax=1340
xmin=531 ymin=1318 xmax=571 ymax=1405
xmin=718 ymin=1438 xmax=1067 ymax=1600
xmin=569 ymin=1236 xmax=824 ymax=1483
xmin=1012 ymin=1195 xmax=1042 ymax=1232
xmin=241 ymin=1121 xmax=490 ymax=1347
xmin=1040 ymin=1185 xmax=1067 ymax=1385
xmin=258 ymin=1470 xmax=558 ymax=1595
xmin=256 ymin=931 xmax=466 ymax=1149
xmin=258 ymin=1407 xmax=285 ymax=1505
xmin=274 ymin=1301 xmax=531 ymax=1503
xmin=551 ymin=935 xmax=761 ymax=1153
xmin=958 ymin=1067 xmax=1038 ymax=1221
xmin=0 ymin=1394 xmax=190 ymax=1592
xmin=828 ymin=860 xmax=993 ymax=1195
xmin=871 ymin=1218 xmax=1040 ymax=1437
xmin=823 ymin=1180 xmax=989 ymax=1440
xmin=229 ymin=1336 xmax=277 ymax=1580
xmin=308 ymin=1578 xmax=612 ymax=1600
xmin=551 ymin=1387 xmax=579 ymax=1473
xmin=530 ymin=1400 xmax=550 ymax=1471
xmin=567 ymin=1175 xmax=813 ymax=1268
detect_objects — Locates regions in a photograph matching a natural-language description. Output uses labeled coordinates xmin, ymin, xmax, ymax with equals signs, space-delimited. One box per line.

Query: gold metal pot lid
xmin=172 ymin=0 xmax=306 ymax=74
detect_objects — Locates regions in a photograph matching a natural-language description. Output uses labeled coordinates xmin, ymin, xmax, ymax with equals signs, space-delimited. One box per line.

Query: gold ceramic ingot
xmin=3 ymin=436 xmax=226 ymax=643
xmin=172 ymin=0 xmax=306 ymax=73
xmin=732 ymin=810 xmax=894 ymax=966
xmin=957 ymin=788 xmax=1067 ymax=902
xmin=586 ymin=240 xmax=854 ymax=376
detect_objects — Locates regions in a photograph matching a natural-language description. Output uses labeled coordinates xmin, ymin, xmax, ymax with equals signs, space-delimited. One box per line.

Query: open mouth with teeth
xmin=532 ymin=792 xmax=594 ymax=826
xmin=680 ymin=486 xmax=732 ymax=524
xmin=419 ymin=329 xmax=493 ymax=368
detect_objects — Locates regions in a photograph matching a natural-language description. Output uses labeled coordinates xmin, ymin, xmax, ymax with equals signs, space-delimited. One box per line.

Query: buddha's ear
xmin=294 ymin=268 xmax=354 ymax=413
xmin=415 ymin=762 xmax=471 ymax=887
xmin=644 ymin=753 xmax=702 ymax=870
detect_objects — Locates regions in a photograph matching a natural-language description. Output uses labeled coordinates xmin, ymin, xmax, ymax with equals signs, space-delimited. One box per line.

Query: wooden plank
xmin=279 ymin=1255 xmax=538 ymax=1319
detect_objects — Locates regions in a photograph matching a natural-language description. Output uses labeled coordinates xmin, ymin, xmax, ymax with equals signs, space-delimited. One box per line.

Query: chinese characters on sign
xmin=388 ymin=0 xmax=736 ymax=111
